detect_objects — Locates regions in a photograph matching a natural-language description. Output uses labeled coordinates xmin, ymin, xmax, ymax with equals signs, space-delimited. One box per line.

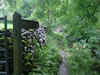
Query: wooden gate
xmin=0 ymin=16 xmax=9 ymax=75
xmin=13 ymin=12 xmax=39 ymax=75
xmin=0 ymin=12 xmax=40 ymax=75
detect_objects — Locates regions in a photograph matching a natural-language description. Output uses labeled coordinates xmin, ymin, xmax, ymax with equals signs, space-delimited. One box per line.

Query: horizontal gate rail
xmin=0 ymin=16 xmax=9 ymax=75
xmin=0 ymin=17 xmax=5 ymax=20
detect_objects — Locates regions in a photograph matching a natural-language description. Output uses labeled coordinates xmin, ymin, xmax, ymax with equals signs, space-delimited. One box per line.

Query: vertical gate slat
xmin=13 ymin=12 xmax=39 ymax=75
xmin=13 ymin=12 xmax=23 ymax=75
xmin=4 ymin=16 xmax=9 ymax=75
xmin=0 ymin=16 xmax=9 ymax=75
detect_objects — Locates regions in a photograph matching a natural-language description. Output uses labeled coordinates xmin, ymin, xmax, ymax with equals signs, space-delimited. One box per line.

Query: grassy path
xmin=59 ymin=50 xmax=69 ymax=75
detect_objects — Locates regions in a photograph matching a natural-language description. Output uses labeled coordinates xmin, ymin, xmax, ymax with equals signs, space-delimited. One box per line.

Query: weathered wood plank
xmin=13 ymin=12 xmax=23 ymax=75
xmin=13 ymin=12 xmax=39 ymax=75
xmin=0 ymin=17 xmax=4 ymax=20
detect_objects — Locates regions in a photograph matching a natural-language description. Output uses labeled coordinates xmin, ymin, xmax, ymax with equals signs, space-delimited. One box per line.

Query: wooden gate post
xmin=13 ymin=12 xmax=23 ymax=75
xmin=13 ymin=12 xmax=39 ymax=75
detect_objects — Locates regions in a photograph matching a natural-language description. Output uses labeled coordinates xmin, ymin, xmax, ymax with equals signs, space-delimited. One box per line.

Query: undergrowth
xmin=27 ymin=35 xmax=61 ymax=75
xmin=65 ymin=40 xmax=100 ymax=75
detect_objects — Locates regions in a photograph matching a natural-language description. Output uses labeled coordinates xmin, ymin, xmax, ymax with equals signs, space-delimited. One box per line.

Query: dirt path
xmin=58 ymin=50 xmax=69 ymax=75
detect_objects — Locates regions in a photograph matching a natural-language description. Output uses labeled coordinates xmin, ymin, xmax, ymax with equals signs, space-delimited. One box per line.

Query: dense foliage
xmin=0 ymin=0 xmax=100 ymax=75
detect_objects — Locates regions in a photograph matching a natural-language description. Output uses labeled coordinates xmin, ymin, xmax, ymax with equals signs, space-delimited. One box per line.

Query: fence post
xmin=13 ymin=12 xmax=23 ymax=75
xmin=13 ymin=12 xmax=39 ymax=75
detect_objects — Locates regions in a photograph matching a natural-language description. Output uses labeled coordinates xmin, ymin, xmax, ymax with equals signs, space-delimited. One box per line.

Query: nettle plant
xmin=21 ymin=25 xmax=46 ymax=52
xmin=21 ymin=25 xmax=60 ymax=75
xmin=21 ymin=25 xmax=47 ymax=72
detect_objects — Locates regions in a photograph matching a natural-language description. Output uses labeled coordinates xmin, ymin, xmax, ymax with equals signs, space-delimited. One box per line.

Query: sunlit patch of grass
xmin=0 ymin=23 xmax=13 ymax=30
